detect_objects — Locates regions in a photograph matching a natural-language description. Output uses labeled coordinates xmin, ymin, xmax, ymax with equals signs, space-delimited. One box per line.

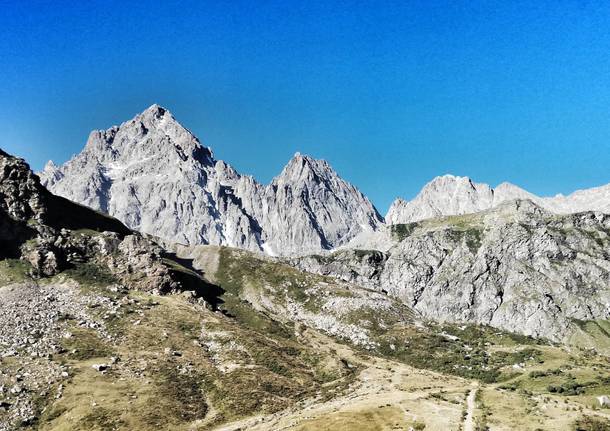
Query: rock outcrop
xmin=292 ymin=200 xmax=610 ymax=341
xmin=0 ymin=149 xmax=199 ymax=295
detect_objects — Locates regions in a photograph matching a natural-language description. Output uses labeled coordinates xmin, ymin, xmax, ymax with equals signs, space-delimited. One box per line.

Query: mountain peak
xmin=43 ymin=160 xmax=57 ymax=171
xmin=494 ymin=181 xmax=530 ymax=194
xmin=82 ymin=104 xmax=214 ymax=166
xmin=425 ymin=174 xmax=474 ymax=189
xmin=288 ymin=151 xmax=320 ymax=166
xmin=142 ymin=103 xmax=168 ymax=118
xmin=276 ymin=153 xmax=334 ymax=184
xmin=385 ymin=174 xmax=494 ymax=224
xmin=266 ymin=153 xmax=382 ymax=253
xmin=40 ymin=160 xmax=62 ymax=183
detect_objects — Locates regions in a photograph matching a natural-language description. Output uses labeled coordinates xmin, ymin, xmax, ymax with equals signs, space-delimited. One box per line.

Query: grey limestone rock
xmin=386 ymin=174 xmax=610 ymax=224
xmin=39 ymin=105 xmax=382 ymax=256
xmin=292 ymin=200 xmax=610 ymax=341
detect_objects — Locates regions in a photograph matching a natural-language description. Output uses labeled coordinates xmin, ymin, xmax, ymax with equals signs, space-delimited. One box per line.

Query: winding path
xmin=463 ymin=386 xmax=478 ymax=431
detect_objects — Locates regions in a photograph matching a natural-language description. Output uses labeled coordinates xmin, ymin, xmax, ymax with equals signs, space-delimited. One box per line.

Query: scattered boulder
xmin=91 ymin=364 xmax=109 ymax=372
xmin=597 ymin=395 xmax=610 ymax=407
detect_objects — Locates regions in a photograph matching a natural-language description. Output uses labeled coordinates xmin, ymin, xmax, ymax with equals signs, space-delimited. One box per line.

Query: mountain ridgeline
xmin=40 ymin=105 xmax=610 ymax=257
xmin=34 ymin=105 xmax=610 ymax=343
xmin=39 ymin=105 xmax=382 ymax=256
xmin=386 ymin=174 xmax=610 ymax=225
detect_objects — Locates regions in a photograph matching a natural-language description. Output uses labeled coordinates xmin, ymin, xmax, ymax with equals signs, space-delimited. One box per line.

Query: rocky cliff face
xmin=0 ymin=149 xmax=46 ymax=258
xmin=257 ymin=153 xmax=381 ymax=255
xmin=0 ymin=149 xmax=200 ymax=294
xmin=386 ymin=174 xmax=610 ymax=224
xmin=292 ymin=200 xmax=610 ymax=341
xmin=39 ymin=105 xmax=382 ymax=256
xmin=0 ymin=149 xmax=133 ymax=273
xmin=40 ymin=105 xmax=263 ymax=251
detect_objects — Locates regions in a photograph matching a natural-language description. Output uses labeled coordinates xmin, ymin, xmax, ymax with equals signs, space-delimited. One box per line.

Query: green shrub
xmin=573 ymin=415 xmax=610 ymax=431
xmin=390 ymin=223 xmax=418 ymax=241
xmin=65 ymin=262 xmax=118 ymax=287
xmin=412 ymin=420 xmax=426 ymax=430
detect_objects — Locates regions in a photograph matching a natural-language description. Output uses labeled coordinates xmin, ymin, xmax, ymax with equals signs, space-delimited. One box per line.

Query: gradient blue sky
xmin=2 ymin=1 xmax=610 ymax=212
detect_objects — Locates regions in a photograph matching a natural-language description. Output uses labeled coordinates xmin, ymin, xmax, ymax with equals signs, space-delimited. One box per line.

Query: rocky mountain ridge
xmin=386 ymin=174 xmax=610 ymax=224
xmin=292 ymin=199 xmax=610 ymax=342
xmin=39 ymin=105 xmax=610 ymax=258
xmin=39 ymin=105 xmax=382 ymax=256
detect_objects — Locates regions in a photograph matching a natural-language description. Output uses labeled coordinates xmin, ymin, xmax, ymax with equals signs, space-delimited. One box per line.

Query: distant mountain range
xmin=386 ymin=174 xmax=610 ymax=225
xmin=39 ymin=104 xmax=610 ymax=256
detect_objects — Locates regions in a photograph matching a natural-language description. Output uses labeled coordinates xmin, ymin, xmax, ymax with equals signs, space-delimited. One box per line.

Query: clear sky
xmin=2 ymin=1 xmax=610 ymax=213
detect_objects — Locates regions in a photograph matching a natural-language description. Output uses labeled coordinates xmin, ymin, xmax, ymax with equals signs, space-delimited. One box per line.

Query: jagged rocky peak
xmin=276 ymin=152 xmax=335 ymax=183
xmin=272 ymin=152 xmax=378 ymax=214
xmin=87 ymin=103 xmax=214 ymax=168
xmin=427 ymin=173 xmax=477 ymax=188
xmin=38 ymin=106 xmax=383 ymax=256
xmin=259 ymin=152 xmax=383 ymax=256
xmin=38 ymin=104 xmax=260 ymax=249
xmin=385 ymin=174 xmax=495 ymax=224
xmin=386 ymin=172 xmax=610 ymax=225
xmin=40 ymin=104 xmax=215 ymax=191
xmin=0 ymin=149 xmax=47 ymax=224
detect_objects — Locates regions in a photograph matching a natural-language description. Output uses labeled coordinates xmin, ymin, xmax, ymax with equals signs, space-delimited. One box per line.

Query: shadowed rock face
xmin=0 ymin=150 xmax=41 ymax=258
xmin=0 ymin=149 xmax=131 ymax=274
xmin=292 ymin=200 xmax=610 ymax=341
xmin=0 ymin=148 xmax=225 ymax=301
xmin=39 ymin=105 xmax=382 ymax=256
xmin=0 ymin=149 xmax=131 ymax=235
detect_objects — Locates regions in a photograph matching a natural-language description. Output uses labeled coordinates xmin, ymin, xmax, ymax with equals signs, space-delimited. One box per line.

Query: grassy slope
xmin=1 ymin=244 xmax=610 ymax=430
xmin=0 ymin=250 xmax=357 ymax=431
xmin=37 ymin=292 xmax=361 ymax=430
xmin=186 ymin=246 xmax=610 ymax=430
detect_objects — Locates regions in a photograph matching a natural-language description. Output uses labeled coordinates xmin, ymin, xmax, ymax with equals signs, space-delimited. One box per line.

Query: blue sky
xmin=2 ymin=0 xmax=610 ymax=212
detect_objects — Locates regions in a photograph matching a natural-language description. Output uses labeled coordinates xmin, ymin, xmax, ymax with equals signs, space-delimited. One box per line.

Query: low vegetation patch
xmin=216 ymin=248 xmax=326 ymax=314
xmin=60 ymin=327 xmax=115 ymax=361
xmin=374 ymin=323 xmax=543 ymax=383
xmin=390 ymin=222 xmax=418 ymax=241
xmin=64 ymin=262 xmax=118 ymax=288
xmin=0 ymin=258 xmax=32 ymax=284
xmin=546 ymin=374 xmax=601 ymax=396
xmin=145 ymin=360 xmax=209 ymax=425
xmin=573 ymin=415 xmax=610 ymax=431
